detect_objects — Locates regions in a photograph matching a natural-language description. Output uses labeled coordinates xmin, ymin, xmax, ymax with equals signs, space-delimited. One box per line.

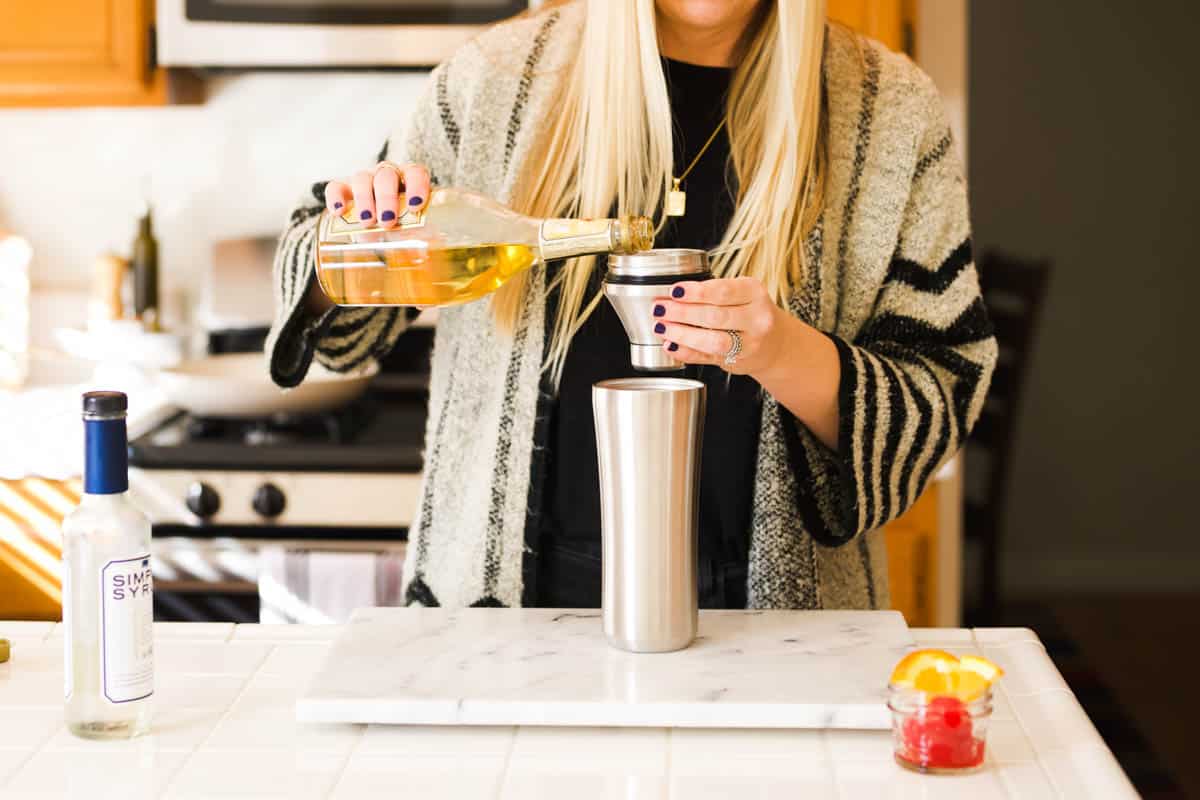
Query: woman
xmin=267 ymin=0 xmax=996 ymax=611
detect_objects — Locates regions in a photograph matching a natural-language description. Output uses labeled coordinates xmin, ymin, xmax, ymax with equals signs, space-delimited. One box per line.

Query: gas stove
xmin=128 ymin=383 xmax=427 ymax=532
xmin=141 ymin=235 xmax=432 ymax=622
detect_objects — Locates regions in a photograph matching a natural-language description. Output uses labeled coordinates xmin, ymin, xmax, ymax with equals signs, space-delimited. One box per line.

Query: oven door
xmin=153 ymin=533 xmax=409 ymax=623
xmin=157 ymin=0 xmax=534 ymax=67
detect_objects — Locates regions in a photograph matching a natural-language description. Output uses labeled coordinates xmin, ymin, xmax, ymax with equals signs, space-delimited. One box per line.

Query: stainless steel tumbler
xmin=593 ymin=377 xmax=705 ymax=652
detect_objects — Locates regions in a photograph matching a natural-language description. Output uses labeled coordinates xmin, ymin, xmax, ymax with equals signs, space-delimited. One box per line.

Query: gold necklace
xmin=666 ymin=118 xmax=727 ymax=217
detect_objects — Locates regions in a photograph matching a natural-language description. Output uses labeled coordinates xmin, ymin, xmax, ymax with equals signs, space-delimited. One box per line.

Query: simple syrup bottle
xmin=62 ymin=391 xmax=153 ymax=739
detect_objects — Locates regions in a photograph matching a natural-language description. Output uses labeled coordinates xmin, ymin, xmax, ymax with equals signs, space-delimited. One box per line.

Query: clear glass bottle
xmin=315 ymin=186 xmax=654 ymax=307
xmin=62 ymin=391 xmax=153 ymax=739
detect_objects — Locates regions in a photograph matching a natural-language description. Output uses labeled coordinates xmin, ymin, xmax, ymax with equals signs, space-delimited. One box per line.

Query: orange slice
xmin=955 ymin=655 xmax=1005 ymax=701
xmin=890 ymin=649 xmax=960 ymax=694
xmin=890 ymin=650 xmax=1004 ymax=701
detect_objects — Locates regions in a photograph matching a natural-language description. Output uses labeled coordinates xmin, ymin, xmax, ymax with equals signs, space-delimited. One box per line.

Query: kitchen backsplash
xmin=0 ymin=71 xmax=427 ymax=297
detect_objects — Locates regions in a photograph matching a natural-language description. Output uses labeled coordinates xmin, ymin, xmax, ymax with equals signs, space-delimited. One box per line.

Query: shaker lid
xmin=606 ymin=248 xmax=710 ymax=279
xmin=82 ymin=391 xmax=128 ymax=420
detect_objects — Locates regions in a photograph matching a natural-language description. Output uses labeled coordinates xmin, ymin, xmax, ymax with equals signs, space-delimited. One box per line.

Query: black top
xmin=536 ymin=58 xmax=763 ymax=609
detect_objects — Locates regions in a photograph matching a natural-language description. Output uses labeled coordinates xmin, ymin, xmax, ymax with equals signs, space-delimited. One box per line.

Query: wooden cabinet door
xmin=0 ymin=0 xmax=171 ymax=106
xmin=829 ymin=0 xmax=943 ymax=626
xmin=828 ymin=0 xmax=915 ymax=55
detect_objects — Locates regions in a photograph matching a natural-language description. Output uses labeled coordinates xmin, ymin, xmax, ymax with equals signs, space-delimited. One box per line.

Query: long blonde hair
xmin=493 ymin=0 xmax=828 ymax=384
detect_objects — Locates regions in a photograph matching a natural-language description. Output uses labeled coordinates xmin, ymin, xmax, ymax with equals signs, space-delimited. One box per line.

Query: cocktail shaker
xmin=593 ymin=377 xmax=705 ymax=652
xmin=604 ymin=249 xmax=711 ymax=371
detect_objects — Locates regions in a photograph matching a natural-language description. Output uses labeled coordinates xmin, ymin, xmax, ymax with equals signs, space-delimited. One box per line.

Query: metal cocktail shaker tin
xmin=604 ymin=249 xmax=711 ymax=371
xmin=592 ymin=377 xmax=705 ymax=652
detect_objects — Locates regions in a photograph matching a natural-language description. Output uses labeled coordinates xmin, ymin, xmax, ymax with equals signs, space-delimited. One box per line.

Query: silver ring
xmin=723 ymin=330 xmax=742 ymax=366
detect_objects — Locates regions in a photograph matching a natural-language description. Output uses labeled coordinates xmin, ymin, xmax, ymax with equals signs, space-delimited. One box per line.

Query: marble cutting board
xmin=296 ymin=607 xmax=913 ymax=729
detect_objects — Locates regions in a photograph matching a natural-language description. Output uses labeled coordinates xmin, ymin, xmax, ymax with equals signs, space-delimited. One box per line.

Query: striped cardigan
xmin=266 ymin=4 xmax=996 ymax=611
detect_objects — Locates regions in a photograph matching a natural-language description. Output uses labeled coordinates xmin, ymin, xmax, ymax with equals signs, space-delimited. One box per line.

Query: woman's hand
xmin=307 ymin=162 xmax=433 ymax=315
xmin=650 ymin=277 xmax=791 ymax=377
xmin=651 ymin=276 xmax=842 ymax=449
xmin=324 ymin=162 xmax=432 ymax=227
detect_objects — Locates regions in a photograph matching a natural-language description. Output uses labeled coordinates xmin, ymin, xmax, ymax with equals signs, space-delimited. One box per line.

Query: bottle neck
xmin=538 ymin=219 xmax=623 ymax=262
xmin=83 ymin=416 xmax=129 ymax=495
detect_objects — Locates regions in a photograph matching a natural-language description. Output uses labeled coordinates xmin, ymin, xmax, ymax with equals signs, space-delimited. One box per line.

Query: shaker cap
xmin=606 ymin=248 xmax=710 ymax=280
xmin=82 ymin=391 xmax=128 ymax=420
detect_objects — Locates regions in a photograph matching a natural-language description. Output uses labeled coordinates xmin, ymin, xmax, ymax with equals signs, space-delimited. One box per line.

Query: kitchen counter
xmin=0 ymin=620 xmax=1136 ymax=799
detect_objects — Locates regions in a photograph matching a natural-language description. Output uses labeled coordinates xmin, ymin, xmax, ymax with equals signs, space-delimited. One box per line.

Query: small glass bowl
xmin=887 ymin=684 xmax=992 ymax=775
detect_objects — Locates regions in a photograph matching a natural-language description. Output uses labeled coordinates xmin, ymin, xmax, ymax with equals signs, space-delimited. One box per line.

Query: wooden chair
xmin=964 ymin=251 xmax=1052 ymax=624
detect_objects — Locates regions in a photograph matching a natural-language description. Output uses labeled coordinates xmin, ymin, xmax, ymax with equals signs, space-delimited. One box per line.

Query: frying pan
xmin=157 ymin=353 xmax=378 ymax=418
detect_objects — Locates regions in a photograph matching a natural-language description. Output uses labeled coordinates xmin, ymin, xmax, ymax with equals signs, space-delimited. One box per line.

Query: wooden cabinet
xmin=828 ymin=0 xmax=916 ymax=55
xmin=830 ymin=0 xmax=960 ymax=627
xmin=0 ymin=0 xmax=197 ymax=107
xmin=0 ymin=478 xmax=75 ymax=620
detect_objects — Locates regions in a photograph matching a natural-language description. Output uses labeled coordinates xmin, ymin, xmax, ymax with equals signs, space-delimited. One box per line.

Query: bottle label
xmin=63 ymin=570 xmax=72 ymax=700
xmin=100 ymin=555 xmax=154 ymax=704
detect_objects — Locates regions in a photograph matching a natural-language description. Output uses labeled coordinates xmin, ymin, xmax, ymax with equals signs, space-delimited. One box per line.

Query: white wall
xmin=0 ymin=72 xmax=427 ymax=305
xmin=970 ymin=0 xmax=1200 ymax=593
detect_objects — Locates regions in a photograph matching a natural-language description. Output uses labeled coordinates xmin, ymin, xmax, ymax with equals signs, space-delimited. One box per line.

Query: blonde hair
xmin=493 ymin=0 xmax=828 ymax=384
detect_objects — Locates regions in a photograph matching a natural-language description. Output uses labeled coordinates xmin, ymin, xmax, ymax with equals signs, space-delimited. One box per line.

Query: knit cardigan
xmin=266 ymin=4 xmax=997 ymax=611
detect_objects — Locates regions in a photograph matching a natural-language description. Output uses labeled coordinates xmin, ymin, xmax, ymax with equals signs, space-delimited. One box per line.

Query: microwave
xmin=157 ymin=0 xmax=536 ymax=68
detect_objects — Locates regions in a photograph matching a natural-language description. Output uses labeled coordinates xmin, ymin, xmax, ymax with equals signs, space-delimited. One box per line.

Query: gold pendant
xmin=666 ymin=178 xmax=686 ymax=217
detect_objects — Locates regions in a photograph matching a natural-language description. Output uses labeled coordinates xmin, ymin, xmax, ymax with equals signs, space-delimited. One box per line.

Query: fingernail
xmin=380 ymin=210 xmax=396 ymax=221
xmin=654 ymin=322 xmax=666 ymax=334
xmin=668 ymin=342 xmax=679 ymax=352
xmin=672 ymin=287 xmax=685 ymax=299
xmin=360 ymin=210 xmax=372 ymax=220
xmin=333 ymin=201 xmax=343 ymax=210
xmin=653 ymin=304 xmax=665 ymax=317
xmin=408 ymin=196 xmax=424 ymax=207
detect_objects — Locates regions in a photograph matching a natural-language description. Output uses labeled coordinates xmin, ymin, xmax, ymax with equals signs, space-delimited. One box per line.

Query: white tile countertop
xmin=0 ymin=621 xmax=1138 ymax=799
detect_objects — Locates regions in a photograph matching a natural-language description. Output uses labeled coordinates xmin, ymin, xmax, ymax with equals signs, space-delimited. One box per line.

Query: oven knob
xmin=252 ymin=483 xmax=286 ymax=519
xmin=185 ymin=482 xmax=220 ymax=519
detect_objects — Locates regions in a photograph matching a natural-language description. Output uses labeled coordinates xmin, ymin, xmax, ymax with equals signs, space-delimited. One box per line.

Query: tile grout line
xmin=821 ymin=728 xmax=847 ymax=800
xmin=491 ymin=726 xmax=518 ymax=800
xmin=320 ymin=720 xmax=367 ymax=800
xmin=975 ymin=628 xmax=1063 ymax=800
xmin=0 ymin=709 xmax=65 ymax=792
xmin=153 ymin=641 xmax=276 ymax=799
xmin=663 ymin=727 xmax=672 ymax=800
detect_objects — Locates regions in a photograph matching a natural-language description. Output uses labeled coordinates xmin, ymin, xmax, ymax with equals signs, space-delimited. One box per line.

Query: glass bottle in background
xmin=315 ymin=186 xmax=654 ymax=308
xmin=132 ymin=208 xmax=160 ymax=331
xmin=62 ymin=391 xmax=153 ymax=739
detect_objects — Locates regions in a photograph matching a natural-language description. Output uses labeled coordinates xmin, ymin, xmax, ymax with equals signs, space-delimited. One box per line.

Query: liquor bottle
xmin=62 ymin=391 xmax=153 ymax=739
xmin=131 ymin=208 xmax=160 ymax=332
xmin=315 ymin=186 xmax=654 ymax=307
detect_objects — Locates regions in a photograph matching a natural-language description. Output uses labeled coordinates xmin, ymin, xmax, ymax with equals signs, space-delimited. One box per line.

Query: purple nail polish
xmin=668 ymin=342 xmax=679 ymax=352
xmin=333 ymin=201 xmax=343 ymax=210
xmin=360 ymin=210 xmax=372 ymax=220
xmin=672 ymin=287 xmax=685 ymax=299
xmin=380 ymin=210 xmax=396 ymax=221
xmin=654 ymin=322 xmax=666 ymax=334
xmin=653 ymin=305 xmax=665 ymax=317
xmin=408 ymin=196 xmax=424 ymax=207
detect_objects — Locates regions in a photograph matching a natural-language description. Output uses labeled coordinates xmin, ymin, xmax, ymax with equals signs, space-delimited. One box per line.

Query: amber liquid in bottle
xmin=318 ymin=243 xmax=538 ymax=307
